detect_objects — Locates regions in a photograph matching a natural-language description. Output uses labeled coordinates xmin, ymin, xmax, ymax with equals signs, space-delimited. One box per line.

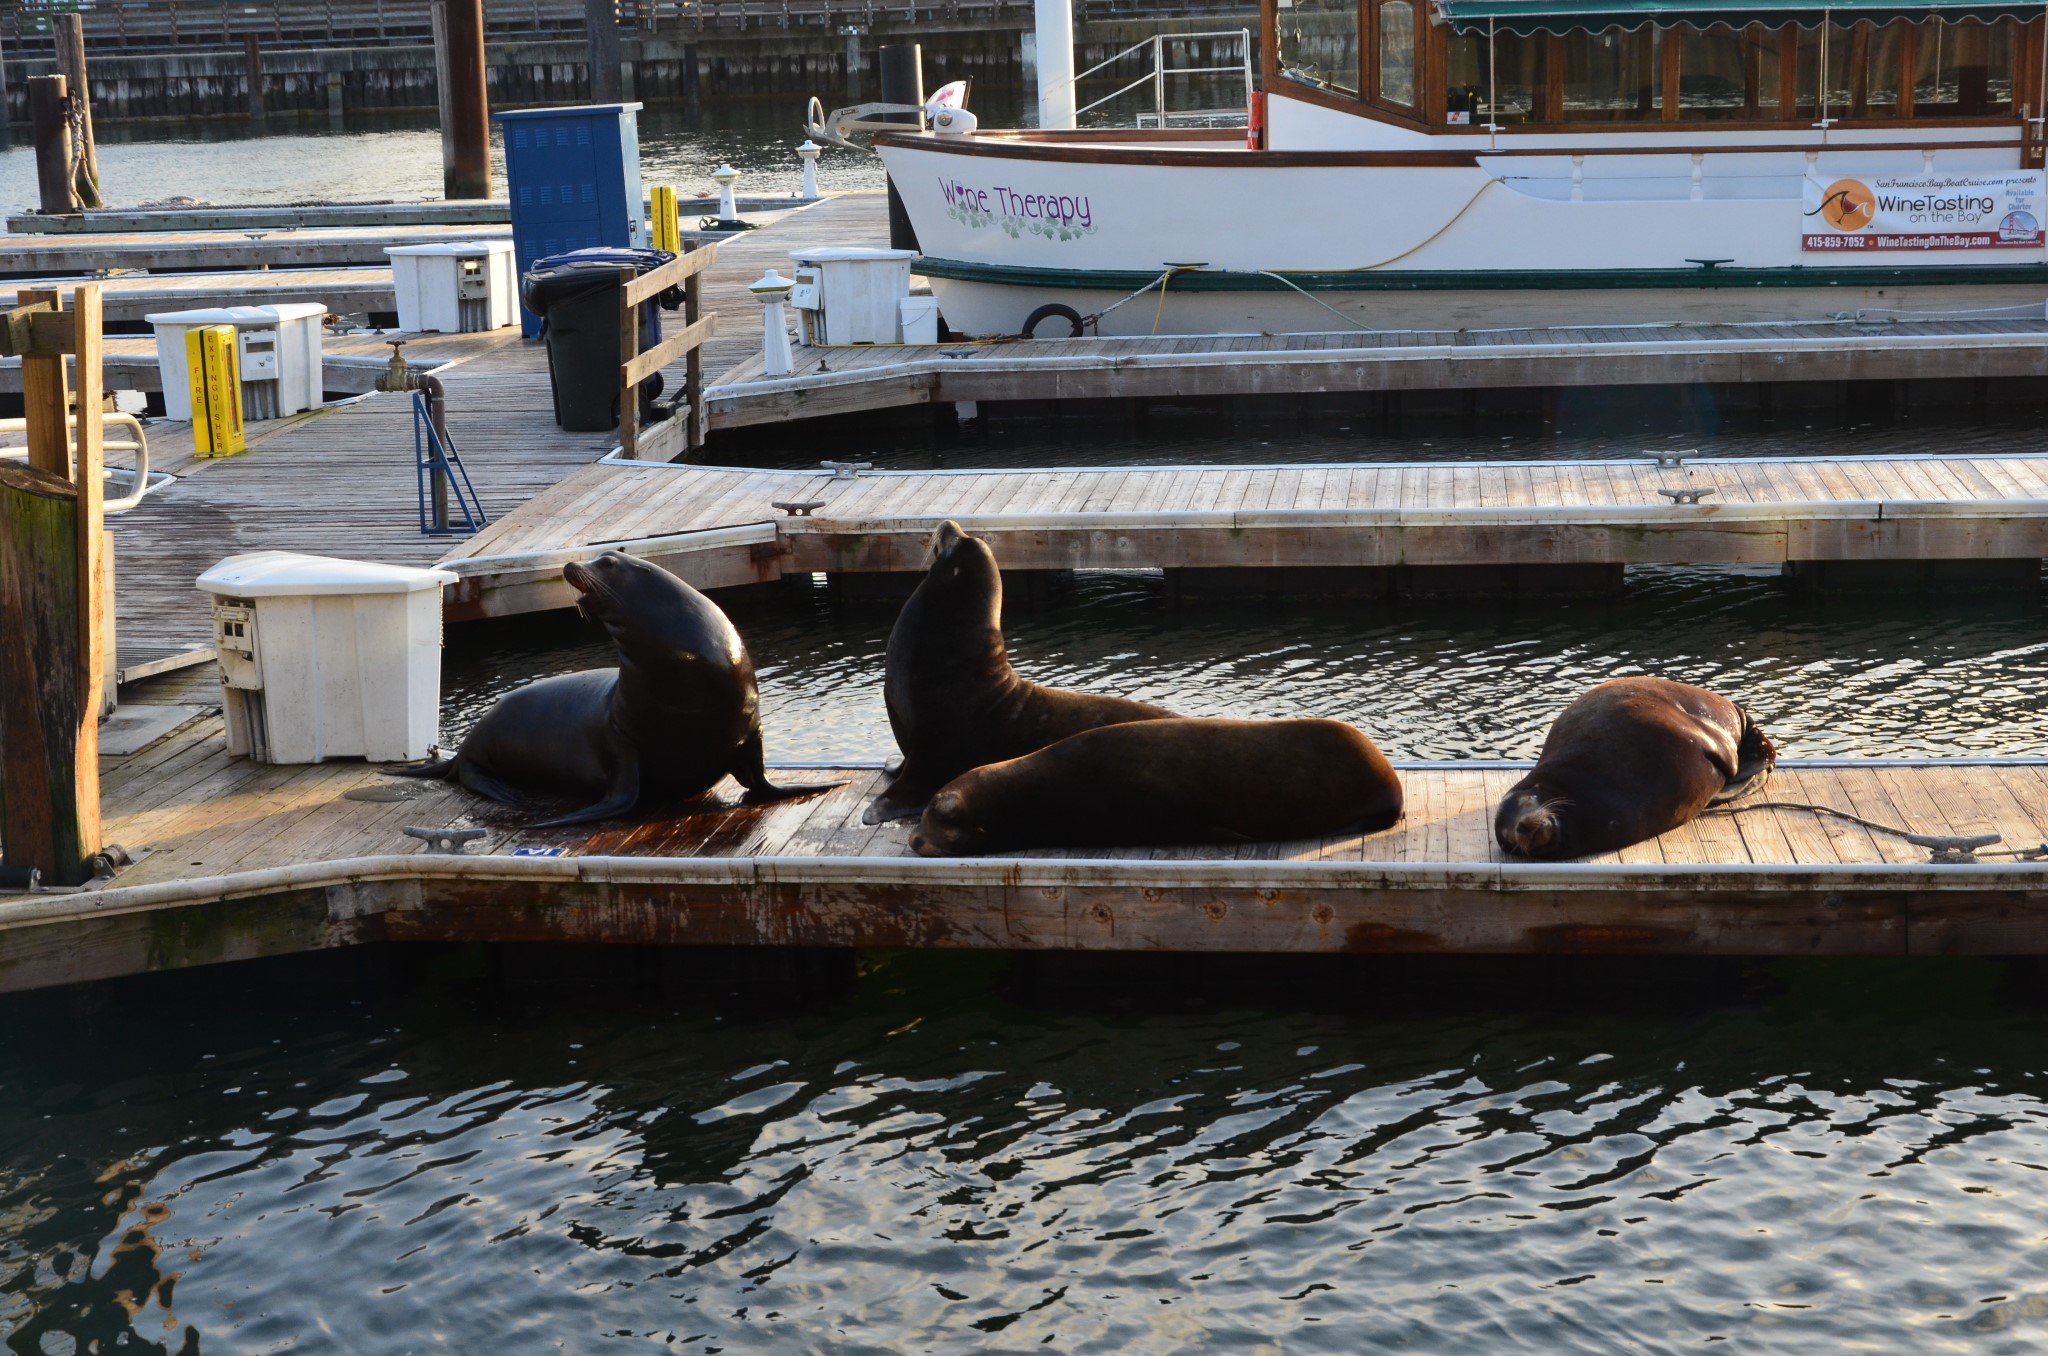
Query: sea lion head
xmin=563 ymin=551 xmax=744 ymax=674
xmin=909 ymin=787 xmax=988 ymax=857
xmin=1494 ymin=789 xmax=1565 ymax=860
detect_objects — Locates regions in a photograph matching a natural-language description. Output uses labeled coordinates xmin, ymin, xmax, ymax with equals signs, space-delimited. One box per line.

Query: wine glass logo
xmin=1810 ymin=178 xmax=1876 ymax=231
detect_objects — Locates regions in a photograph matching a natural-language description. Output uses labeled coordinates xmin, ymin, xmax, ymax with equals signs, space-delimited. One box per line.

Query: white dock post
xmin=1034 ymin=0 xmax=1076 ymax=130
xmin=750 ymin=270 xmax=796 ymax=377
xmin=797 ymin=140 xmax=822 ymax=200
xmin=711 ymin=163 xmax=741 ymax=225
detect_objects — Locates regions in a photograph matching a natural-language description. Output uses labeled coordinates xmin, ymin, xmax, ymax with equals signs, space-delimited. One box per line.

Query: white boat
xmin=869 ymin=0 xmax=2048 ymax=336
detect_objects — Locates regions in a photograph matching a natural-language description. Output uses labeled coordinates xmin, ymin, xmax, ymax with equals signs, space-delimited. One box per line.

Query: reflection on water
xmin=446 ymin=564 xmax=2048 ymax=765
xmin=4 ymin=954 xmax=2048 ymax=1353
xmin=0 ymin=102 xmax=889 ymax=214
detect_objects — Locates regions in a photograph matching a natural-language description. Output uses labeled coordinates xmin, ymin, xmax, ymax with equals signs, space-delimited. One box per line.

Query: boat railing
xmin=1065 ymin=28 xmax=1254 ymax=127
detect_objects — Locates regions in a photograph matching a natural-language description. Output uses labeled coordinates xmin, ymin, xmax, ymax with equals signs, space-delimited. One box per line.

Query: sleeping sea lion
xmin=865 ymin=519 xmax=1176 ymax=824
xmin=1494 ymin=676 xmax=1776 ymax=860
xmin=909 ymin=717 xmax=1404 ymax=856
xmin=393 ymin=551 xmax=837 ymax=826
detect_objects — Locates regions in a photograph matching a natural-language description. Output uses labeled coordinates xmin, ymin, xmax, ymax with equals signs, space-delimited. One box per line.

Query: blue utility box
xmin=496 ymin=103 xmax=647 ymax=338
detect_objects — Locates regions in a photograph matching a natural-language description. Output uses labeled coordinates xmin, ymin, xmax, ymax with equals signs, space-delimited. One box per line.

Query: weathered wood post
xmin=0 ymin=30 xmax=13 ymax=137
xmin=0 ymin=285 xmax=107 ymax=887
xmin=244 ymin=34 xmax=266 ymax=122
xmin=586 ymin=0 xmax=622 ymax=101
xmin=439 ymin=0 xmax=490 ymax=198
xmin=50 ymin=15 xmax=102 ymax=210
xmin=28 ymin=77 xmax=82 ymax=216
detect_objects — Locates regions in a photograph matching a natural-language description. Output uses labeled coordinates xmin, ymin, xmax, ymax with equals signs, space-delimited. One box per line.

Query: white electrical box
xmin=787 ymin=246 xmax=919 ymax=345
xmin=385 ymin=240 xmax=519 ymax=333
xmin=195 ymin=551 xmax=456 ymax=764
xmin=147 ymin=304 xmax=326 ymax=422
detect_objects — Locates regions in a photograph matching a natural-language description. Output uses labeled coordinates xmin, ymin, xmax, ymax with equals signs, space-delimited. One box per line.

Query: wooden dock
xmin=1 ymin=223 xmax=511 ymax=273
xmin=0 ymin=328 xmax=424 ymax=396
xmin=435 ymin=451 xmax=2048 ymax=618
xmin=706 ymin=316 xmax=2048 ymax=429
xmin=4 ymin=709 xmax=2046 ymax=993
xmin=0 ymin=268 xmax=395 ymax=322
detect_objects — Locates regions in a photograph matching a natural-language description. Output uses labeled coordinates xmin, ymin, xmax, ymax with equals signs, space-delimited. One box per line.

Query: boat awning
xmin=1432 ymin=0 xmax=2044 ymax=34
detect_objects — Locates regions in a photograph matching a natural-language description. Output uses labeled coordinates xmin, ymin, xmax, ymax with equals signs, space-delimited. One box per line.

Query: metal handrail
xmin=1061 ymin=27 xmax=1254 ymax=126
xmin=0 ymin=412 xmax=157 ymax=513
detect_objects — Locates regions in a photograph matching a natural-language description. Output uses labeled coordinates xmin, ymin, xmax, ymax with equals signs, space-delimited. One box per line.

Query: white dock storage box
xmin=147 ymin=304 xmax=326 ymax=421
xmin=787 ymin=246 xmax=919 ymax=345
xmin=196 ymin=551 xmax=456 ymax=765
xmin=385 ymin=240 xmax=519 ymax=333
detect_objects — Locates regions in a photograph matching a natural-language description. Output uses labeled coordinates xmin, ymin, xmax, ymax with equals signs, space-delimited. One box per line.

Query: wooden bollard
xmin=0 ymin=464 xmax=97 ymax=886
xmin=28 ymin=77 xmax=81 ymax=216
xmin=51 ymin=15 xmax=102 ymax=210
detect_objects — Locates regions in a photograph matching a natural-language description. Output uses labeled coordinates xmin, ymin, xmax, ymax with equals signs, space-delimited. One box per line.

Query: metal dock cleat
xmin=1647 ymin=451 xmax=1697 ymax=468
xmin=1657 ymin=487 xmax=1715 ymax=505
xmin=403 ymin=825 xmax=487 ymax=855
xmin=1907 ymin=831 xmax=2002 ymax=864
xmin=820 ymin=460 xmax=872 ymax=479
xmin=773 ymin=499 xmax=828 ymax=516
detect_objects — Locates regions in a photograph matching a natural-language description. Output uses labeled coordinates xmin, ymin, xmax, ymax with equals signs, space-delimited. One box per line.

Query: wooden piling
xmin=50 ymin=16 xmax=101 ymax=210
xmin=28 ymin=78 xmax=81 ymax=216
xmin=586 ymin=0 xmax=623 ymax=102
xmin=440 ymin=0 xmax=490 ymax=199
xmin=0 ymin=30 xmax=12 ymax=137
xmin=244 ymin=35 xmax=266 ymax=121
xmin=13 ymin=290 xmax=69 ymax=476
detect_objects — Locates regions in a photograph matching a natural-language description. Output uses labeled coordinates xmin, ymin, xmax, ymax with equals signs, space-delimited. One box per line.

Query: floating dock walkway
xmin=4 ymin=709 xmax=2046 ymax=993
xmin=707 ymin=316 xmax=2048 ymax=429
xmin=436 ymin=450 xmax=2048 ymax=618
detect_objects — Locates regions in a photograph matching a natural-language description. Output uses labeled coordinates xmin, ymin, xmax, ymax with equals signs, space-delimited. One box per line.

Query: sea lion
xmin=909 ymin=717 xmax=1404 ymax=856
xmin=394 ymin=551 xmax=837 ymax=826
xmin=866 ymin=519 xmax=1176 ymax=824
xmin=1494 ymin=676 xmax=1776 ymax=860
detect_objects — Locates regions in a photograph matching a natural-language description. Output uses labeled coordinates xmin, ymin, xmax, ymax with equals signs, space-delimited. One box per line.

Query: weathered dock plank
xmin=0 ymin=268 xmax=395 ymax=322
xmin=705 ymin=317 xmax=2048 ymax=429
xmin=0 ymin=223 xmax=511 ymax=273
xmin=3 ymin=719 xmax=2046 ymax=992
xmin=435 ymin=452 xmax=2048 ymax=619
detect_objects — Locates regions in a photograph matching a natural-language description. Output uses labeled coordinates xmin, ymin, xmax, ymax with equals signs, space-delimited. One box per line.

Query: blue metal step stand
xmin=414 ymin=389 xmax=488 ymax=535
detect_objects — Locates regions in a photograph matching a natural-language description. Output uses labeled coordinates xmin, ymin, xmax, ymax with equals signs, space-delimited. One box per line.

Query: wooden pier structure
xmin=3 ymin=706 xmax=2047 ymax=994
xmin=3 ymin=190 xmax=2048 ymax=987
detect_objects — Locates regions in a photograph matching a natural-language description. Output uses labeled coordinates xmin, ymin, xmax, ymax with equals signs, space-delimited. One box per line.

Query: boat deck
xmin=2 ymin=711 xmax=2043 ymax=993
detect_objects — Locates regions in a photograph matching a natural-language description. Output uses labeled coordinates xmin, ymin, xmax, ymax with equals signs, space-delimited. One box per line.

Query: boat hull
xmin=874 ymin=134 xmax=2048 ymax=337
xmin=913 ymin=262 xmax=2048 ymax=336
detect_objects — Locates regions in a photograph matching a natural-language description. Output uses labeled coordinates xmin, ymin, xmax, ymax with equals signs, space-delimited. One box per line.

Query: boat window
xmin=1676 ymin=24 xmax=1752 ymax=120
xmin=1445 ymin=29 xmax=1549 ymax=124
xmin=1276 ymin=0 xmax=1363 ymax=97
xmin=1853 ymin=21 xmax=1905 ymax=117
xmin=1912 ymin=15 xmax=2014 ymax=115
xmin=1377 ymin=0 xmax=1420 ymax=106
xmin=1561 ymin=26 xmax=1663 ymax=121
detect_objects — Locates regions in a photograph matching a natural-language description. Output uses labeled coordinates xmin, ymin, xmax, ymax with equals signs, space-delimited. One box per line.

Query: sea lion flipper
xmin=386 ymin=756 xmax=458 ymax=780
xmin=526 ymin=757 xmax=642 ymax=828
xmin=728 ymin=729 xmax=846 ymax=805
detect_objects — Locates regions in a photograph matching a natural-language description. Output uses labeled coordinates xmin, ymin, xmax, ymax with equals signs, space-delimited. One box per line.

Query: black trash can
xmin=520 ymin=247 xmax=683 ymax=432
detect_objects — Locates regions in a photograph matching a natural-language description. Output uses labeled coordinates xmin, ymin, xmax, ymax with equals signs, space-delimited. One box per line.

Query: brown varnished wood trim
xmin=976 ymin=128 xmax=1253 ymax=144
xmin=871 ymin=131 xmax=1482 ymax=167
xmin=874 ymin=128 xmax=2021 ymax=166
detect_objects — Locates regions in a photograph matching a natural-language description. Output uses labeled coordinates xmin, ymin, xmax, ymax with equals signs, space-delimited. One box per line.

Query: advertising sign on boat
xmin=1801 ymin=172 xmax=2045 ymax=252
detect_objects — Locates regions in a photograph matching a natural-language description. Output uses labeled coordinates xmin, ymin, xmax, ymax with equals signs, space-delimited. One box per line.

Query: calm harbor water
xmin=7 ymin=111 xmax=2048 ymax=1353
